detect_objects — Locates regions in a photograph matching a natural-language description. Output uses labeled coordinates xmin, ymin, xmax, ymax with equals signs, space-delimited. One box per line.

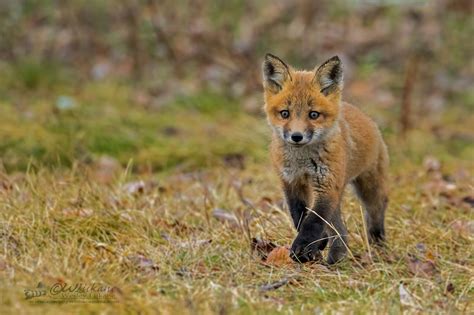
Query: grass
xmin=0 ymin=81 xmax=268 ymax=172
xmin=0 ymin=81 xmax=473 ymax=314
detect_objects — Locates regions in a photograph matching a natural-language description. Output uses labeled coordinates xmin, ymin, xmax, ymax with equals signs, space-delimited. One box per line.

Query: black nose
xmin=291 ymin=132 xmax=303 ymax=143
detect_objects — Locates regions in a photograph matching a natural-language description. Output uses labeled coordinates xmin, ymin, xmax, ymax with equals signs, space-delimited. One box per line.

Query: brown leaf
xmin=251 ymin=237 xmax=277 ymax=260
xmin=407 ymin=256 xmax=436 ymax=277
xmin=445 ymin=282 xmax=455 ymax=294
xmin=461 ymin=196 xmax=474 ymax=207
xmin=265 ymin=246 xmax=293 ymax=267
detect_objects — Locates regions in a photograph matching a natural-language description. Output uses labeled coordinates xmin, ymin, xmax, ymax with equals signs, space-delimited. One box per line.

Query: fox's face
xmin=262 ymin=54 xmax=343 ymax=146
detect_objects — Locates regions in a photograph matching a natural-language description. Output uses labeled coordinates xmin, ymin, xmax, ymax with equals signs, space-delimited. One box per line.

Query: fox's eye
xmin=309 ymin=111 xmax=320 ymax=120
xmin=280 ymin=110 xmax=290 ymax=119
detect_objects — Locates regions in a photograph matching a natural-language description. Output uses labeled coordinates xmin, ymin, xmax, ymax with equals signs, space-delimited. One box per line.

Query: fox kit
xmin=262 ymin=54 xmax=389 ymax=264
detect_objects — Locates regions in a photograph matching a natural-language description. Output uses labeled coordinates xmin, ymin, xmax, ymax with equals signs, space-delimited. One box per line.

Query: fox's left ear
xmin=314 ymin=56 xmax=343 ymax=96
xmin=262 ymin=53 xmax=292 ymax=93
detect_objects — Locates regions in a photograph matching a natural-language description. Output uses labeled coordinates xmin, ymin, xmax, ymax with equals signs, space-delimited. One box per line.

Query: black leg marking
xmin=290 ymin=198 xmax=333 ymax=263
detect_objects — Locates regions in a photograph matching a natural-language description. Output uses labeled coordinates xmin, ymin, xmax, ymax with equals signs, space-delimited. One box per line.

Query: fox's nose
xmin=291 ymin=132 xmax=303 ymax=143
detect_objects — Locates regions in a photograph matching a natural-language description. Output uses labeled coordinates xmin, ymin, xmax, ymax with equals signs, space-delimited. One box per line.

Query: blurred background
xmin=0 ymin=0 xmax=472 ymax=175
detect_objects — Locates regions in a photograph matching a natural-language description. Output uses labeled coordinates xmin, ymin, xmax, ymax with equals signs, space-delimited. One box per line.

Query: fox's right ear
xmin=262 ymin=54 xmax=291 ymax=93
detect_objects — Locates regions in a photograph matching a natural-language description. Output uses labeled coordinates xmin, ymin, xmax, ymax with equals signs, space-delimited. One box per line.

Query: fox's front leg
xmin=284 ymin=181 xmax=329 ymax=262
xmin=283 ymin=181 xmax=309 ymax=231
xmin=290 ymin=196 xmax=336 ymax=263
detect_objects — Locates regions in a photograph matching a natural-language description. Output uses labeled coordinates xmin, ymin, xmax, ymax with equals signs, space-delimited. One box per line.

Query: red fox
xmin=262 ymin=54 xmax=389 ymax=264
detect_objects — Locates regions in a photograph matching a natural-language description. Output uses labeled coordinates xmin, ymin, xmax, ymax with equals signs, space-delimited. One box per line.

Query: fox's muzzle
xmin=283 ymin=129 xmax=313 ymax=146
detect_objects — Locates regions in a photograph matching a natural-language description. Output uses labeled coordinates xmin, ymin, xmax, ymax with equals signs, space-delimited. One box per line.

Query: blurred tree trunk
xmin=124 ymin=1 xmax=143 ymax=80
xmin=400 ymin=10 xmax=424 ymax=135
xmin=147 ymin=0 xmax=183 ymax=77
xmin=400 ymin=54 xmax=419 ymax=134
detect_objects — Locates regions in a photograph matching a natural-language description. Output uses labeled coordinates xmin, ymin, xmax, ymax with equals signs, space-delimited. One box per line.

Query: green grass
xmin=0 ymin=82 xmax=268 ymax=172
xmin=0 ymin=81 xmax=472 ymax=314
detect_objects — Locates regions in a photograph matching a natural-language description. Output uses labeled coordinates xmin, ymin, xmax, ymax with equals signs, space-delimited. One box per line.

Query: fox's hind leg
xmin=352 ymin=156 xmax=389 ymax=244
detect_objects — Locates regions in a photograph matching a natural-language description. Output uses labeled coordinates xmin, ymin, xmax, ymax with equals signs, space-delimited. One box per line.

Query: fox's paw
xmin=290 ymin=235 xmax=324 ymax=263
xmin=327 ymin=244 xmax=347 ymax=265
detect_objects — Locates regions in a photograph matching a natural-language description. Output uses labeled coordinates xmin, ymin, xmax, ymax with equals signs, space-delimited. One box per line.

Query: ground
xmin=0 ymin=81 xmax=472 ymax=314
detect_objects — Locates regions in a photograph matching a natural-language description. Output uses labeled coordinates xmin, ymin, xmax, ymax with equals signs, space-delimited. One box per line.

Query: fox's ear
xmin=262 ymin=53 xmax=291 ymax=93
xmin=314 ymin=56 xmax=343 ymax=96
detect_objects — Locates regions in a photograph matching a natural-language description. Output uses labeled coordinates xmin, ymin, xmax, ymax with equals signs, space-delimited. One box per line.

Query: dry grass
xmin=0 ymin=73 xmax=472 ymax=314
xmin=0 ymin=145 xmax=472 ymax=313
xmin=0 ymin=1 xmax=472 ymax=313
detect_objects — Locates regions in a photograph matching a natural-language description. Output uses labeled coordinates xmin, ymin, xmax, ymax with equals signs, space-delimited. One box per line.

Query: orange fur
xmin=262 ymin=54 xmax=389 ymax=264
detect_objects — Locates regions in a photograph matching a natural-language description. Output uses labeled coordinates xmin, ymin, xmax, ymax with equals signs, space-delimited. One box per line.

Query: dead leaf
xmin=415 ymin=243 xmax=426 ymax=253
xmin=399 ymin=282 xmax=416 ymax=307
xmin=461 ymin=196 xmax=474 ymax=207
xmin=222 ymin=153 xmax=245 ymax=169
xmin=251 ymin=237 xmax=277 ymax=260
xmin=91 ymin=156 xmax=121 ymax=184
xmin=122 ymin=180 xmax=146 ymax=195
xmin=422 ymin=175 xmax=457 ymax=197
xmin=212 ymin=208 xmax=239 ymax=228
xmin=265 ymin=246 xmax=293 ymax=267
xmin=127 ymin=254 xmax=159 ymax=271
xmin=259 ymin=276 xmax=299 ymax=292
xmin=407 ymin=256 xmax=436 ymax=277
xmin=423 ymin=156 xmax=441 ymax=173
xmin=445 ymin=282 xmax=455 ymax=294
xmin=154 ymin=218 xmax=199 ymax=235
